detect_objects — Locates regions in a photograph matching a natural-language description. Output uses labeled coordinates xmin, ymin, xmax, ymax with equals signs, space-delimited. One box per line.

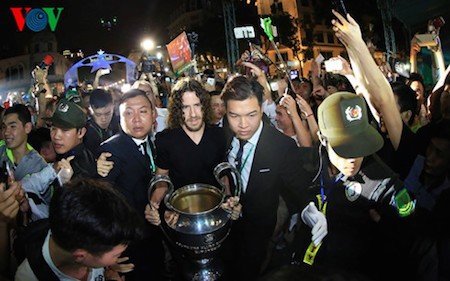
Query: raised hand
xmin=331 ymin=10 xmax=363 ymax=48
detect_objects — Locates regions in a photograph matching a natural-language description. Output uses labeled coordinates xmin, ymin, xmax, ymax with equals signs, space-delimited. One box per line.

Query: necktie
xmin=235 ymin=139 xmax=247 ymax=171
xmin=139 ymin=141 xmax=156 ymax=173
xmin=139 ymin=142 xmax=148 ymax=157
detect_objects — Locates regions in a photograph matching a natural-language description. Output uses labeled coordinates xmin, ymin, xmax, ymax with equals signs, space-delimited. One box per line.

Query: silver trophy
xmin=148 ymin=162 xmax=242 ymax=281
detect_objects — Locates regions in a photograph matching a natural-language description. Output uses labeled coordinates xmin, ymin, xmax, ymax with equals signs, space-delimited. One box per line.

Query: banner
xmin=166 ymin=32 xmax=192 ymax=75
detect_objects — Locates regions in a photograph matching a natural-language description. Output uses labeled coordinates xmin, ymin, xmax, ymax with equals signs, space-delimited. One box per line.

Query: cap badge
xmin=345 ymin=181 xmax=362 ymax=202
xmin=345 ymin=105 xmax=362 ymax=122
xmin=58 ymin=103 xmax=69 ymax=113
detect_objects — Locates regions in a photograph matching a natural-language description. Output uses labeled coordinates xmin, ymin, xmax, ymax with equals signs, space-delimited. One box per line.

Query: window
xmin=315 ymin=32 xmax=324 ymax=43
xmin=5 ymin=65 xmax=24 ymax=81
xmin=322 ymin=51 xmax=333 ymax=59
xmin=327 ymin=33 xmax=335 ymax=44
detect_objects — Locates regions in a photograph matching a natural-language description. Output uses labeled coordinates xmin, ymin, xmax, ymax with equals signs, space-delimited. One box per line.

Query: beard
xmin=183 ymin=117 xmax=204 ymax=132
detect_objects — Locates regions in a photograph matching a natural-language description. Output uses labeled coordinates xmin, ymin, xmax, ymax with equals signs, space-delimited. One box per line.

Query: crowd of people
xmin=0 ymin=9 xmax=449 ymax=281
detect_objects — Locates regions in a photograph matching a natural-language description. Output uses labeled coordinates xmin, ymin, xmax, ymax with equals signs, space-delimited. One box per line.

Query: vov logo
xmin=10 ymin=7 xmax=64 ymax=32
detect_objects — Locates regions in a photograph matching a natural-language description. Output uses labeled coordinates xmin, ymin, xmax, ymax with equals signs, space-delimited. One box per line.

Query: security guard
xmin=295 ymin=92 xmax=417 ymax=280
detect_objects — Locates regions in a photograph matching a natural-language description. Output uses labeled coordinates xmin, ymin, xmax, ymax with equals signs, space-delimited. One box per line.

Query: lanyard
xmin=145 ymin=142 xmax=156 ymax=174
xmin=238 ymin=142 xmax=254 ymax=174
xmin=319 ymin=171 xmax=344 ymax=211
xmin=304 ymin=171 xmax=344 ymax=266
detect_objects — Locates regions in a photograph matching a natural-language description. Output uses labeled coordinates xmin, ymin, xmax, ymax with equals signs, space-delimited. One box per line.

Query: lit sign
xmin=10 ymin=7 xmax=64 ymax=32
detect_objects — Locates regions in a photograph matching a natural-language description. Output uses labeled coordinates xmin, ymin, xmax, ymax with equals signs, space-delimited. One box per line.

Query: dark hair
xmin=222 ymin=75 xmax=264 ymax=107
xmin=391 ymin=82 xmax=419 ymax=125
xmin=4 ymin=103 xmax=32 ymax=125
xmin=292 ymin=77 xmax=313 ymax=91
xmin=430 ymin=119 xmax=450 ymax=141
xmin=89 ymin=89 xmax=113 ymax=109
xmin=49 ymin=179 xmax=144 ymax=255
xmin=407 ymin=72 xmax=425 ymax=88
xmin=209 ymin=90 xmax=222 ymax=97
xmin=324 ymin=73 xmax=355 ymax=93
xmin=120 ymin=89 xmax=153 ymax=108
xmin=167 ymin=78 xmax=212 ymax=129
xmin=28 ymin=127 xmax=51 ymax=152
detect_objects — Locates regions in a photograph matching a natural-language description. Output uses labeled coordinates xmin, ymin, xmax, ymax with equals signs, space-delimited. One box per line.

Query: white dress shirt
xmin=228 ymin=121 xmax=263 ymax=193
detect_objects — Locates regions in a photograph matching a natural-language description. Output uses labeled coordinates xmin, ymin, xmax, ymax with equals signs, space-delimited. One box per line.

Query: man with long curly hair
xmin=149 ymin=78 xmax=227 ymax=197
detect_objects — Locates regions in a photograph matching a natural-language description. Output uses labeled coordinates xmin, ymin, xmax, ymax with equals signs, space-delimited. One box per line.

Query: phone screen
xmin=290 ymin=70 xmax=299 ymax=80
xmin=207 ymin=77 xmax=215 ymax=86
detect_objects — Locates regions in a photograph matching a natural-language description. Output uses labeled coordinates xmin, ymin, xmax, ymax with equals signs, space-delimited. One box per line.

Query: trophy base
xmin=183 ymin=257 xmax=224 ymax=281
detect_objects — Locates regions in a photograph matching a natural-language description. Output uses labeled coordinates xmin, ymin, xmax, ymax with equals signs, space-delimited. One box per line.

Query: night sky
xmin=0 ymin=0 xmax=174 ymax=57
xmin=0 ymin=0 xmax=448 ymax=59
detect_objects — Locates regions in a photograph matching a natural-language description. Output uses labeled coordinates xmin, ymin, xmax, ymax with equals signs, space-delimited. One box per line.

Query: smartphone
xmin=324 ymin=59 xmax=343 ymax=72
xmin=332 ymin=0 xmax=348 ymax=16
xmin=207 ymin=77 xmax=215 ymax=86
xmin=0 ymin=161 xmax=13 ymax=190
xmin=270 ymin=81 xmax=279 ymax=92
xmin=315 ymin=53 xmax=325 ymax=64
xmin=290 ymin=70 xmax=299 ymax=80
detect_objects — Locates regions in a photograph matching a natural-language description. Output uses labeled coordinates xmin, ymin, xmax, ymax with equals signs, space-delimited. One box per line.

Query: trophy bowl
xmin=148 ymin=162 xmax=242 ymax=281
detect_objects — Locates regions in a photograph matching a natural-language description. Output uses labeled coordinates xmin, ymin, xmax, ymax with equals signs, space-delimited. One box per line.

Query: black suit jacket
xmin=97 ymin=132 xmax=154 ymax=216
xmin=224 ymin=122 xmax=315 ymax=280
xmin=97 ymin=132 xmax=164 ymax=281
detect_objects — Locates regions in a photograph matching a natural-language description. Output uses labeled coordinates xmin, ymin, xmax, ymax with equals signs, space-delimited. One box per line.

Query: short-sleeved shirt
xmin=155 ymin=125 xmax=227 ymax=189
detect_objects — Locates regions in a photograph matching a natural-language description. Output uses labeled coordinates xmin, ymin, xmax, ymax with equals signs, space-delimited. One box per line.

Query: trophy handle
xmin=148 ymin=174 xmax=175 ymax=214
xmin=213 ymin=162 xmax=242 ymax=199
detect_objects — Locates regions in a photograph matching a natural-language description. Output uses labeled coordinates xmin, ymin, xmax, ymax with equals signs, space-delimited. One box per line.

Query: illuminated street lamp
xmin=140 ymin=38 xmax=155 ymax=52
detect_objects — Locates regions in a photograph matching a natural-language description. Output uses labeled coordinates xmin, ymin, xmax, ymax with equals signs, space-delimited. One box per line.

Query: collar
xmin=3 ymin=141 xmax=34 ymax=165
xmin=56 ymin=142 xmax=84 ymax=160
xmin=132 ymin=136 xmax=149 ymax=146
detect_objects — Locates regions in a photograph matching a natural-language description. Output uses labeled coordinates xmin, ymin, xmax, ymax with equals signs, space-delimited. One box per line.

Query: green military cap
xmin=45 ymin=98 xmax=87 ymax=129
xmin=318 ymin=92 xmax=383 ymax=158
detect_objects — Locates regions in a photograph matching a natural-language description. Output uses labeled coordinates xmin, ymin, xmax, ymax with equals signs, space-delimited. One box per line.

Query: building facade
xmin=0 ymin=32 xmax=71 ymax=102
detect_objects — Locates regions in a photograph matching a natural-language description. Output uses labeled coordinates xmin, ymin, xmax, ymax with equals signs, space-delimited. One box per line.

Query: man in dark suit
xmin=97 ymin=89 xmax=164 ymax=281
xmin=221 ymin=76 xmax=315 ymax=280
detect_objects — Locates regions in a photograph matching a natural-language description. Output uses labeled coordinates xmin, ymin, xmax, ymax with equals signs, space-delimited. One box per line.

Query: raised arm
xmin=331 ymin=10 xmax=403 ymax=149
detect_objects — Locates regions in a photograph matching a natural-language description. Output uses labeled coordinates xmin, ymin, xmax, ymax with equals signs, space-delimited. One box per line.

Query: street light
xmin=140 ymin=38 xmax=155 ymax=52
